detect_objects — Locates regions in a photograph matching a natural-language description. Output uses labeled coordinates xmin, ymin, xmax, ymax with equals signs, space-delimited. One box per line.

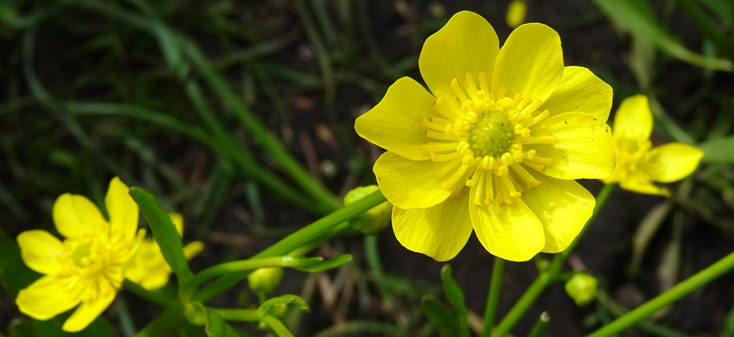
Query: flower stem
xmin=587 ymin=249 xmax=734 ymax=337
xmin=211 ymin=308 xmax=260 ymax=322
xmin=123 ymin=279 xmax=175 ymax=308
xmin=481 ymin=257 xmax=505 ymax=337
xmin=528 ymin=312 xmax=550 ymax=337
xmin=491 ymin=183 xmax=615 ymax=337
xmin=193 ymin=189 xmax=387 ymax=303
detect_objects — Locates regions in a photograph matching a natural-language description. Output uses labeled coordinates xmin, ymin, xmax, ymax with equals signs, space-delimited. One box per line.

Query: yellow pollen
xmin=423 ymin=72 xmax=562 ymax=205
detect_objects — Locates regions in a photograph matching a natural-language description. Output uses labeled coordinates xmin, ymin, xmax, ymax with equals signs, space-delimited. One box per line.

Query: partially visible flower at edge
xmin=16 ymin=177 xmax=145 ymax=332
xmin=125 ymin=212 xmax=204 ymax=290
xmin=355 ymin=11 xmax=615 ymax=262
xmin=601 ymin=94 xmax=703 ymax=196
xmin=506 ymin=0 xmax=527 ymax=28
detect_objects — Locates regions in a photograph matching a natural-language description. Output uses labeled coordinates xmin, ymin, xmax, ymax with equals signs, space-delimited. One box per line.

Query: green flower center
xmin=467 ymin=110 xmax=515 ymax=158
xmin=72 ymin=243 xmax=92 ymax=268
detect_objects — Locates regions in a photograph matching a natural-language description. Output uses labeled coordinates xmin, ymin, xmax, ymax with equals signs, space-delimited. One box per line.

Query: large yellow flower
xmin=125 ymin=212 xmax=204 ymax=290
xmin=355 ymin=11 xmax=615 ymax=262
xmin=15 ymin=177 xmax=144 ymax=332
xmin=602 ymin=94 xmax=702 ymax=196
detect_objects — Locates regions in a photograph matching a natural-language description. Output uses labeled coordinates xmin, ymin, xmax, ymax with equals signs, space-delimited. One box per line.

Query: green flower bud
xmin=343 ymin=185 xmax=392 ymax=235
xmin=248 ymin=267 xmax=284 ymax=294
xmin=564 ymin=272 xmax=598 ymax=306
xmin=183 ymin=302 xmax=208 ymax=326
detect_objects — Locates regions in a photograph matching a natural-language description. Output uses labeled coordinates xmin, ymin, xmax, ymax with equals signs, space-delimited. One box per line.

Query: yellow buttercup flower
xmin=355 ymin=11 xmax=615 ymax=262
xmin=602 ymin=95 xmax=703 ymax=196
xmin=125 ymin=212 xmax=204 ymax=290
xmin=15 ymin=177 xmax=144 ymax=332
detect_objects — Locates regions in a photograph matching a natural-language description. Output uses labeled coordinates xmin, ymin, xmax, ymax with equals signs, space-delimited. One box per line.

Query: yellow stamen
xmin=511 ymin=164 xmax=541 ymax=189
xmin=451 ymin=78 xmax=469 ymax=103
xmin=422 ymin=142 xmax=458 ymax=154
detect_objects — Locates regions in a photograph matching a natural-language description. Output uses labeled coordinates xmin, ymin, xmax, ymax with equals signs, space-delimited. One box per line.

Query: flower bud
xmin=184 ymin=302 xmax=207 ymax=326
xmin=343 ymin=185 xmax=392 ymax=235
xmin=564 ymin=272 xmax=598 ymax=306
xmin=248 ymin=267 xmax=284 ymax=294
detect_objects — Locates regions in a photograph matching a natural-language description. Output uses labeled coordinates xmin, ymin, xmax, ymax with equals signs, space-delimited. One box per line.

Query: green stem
xmin=588 ymin=250 xmax=734 ymax=337
xmin=133 ymin=304 xmax=185 ymax=337
xmin=262 ymin=315 xmax=295 ymax=337
xmin=123 ymin=280 xmax=175 ymax=308
xmin=187 ymin=256 xmax=321 ymax=289
xmin=481 ymin=257 xmax=505 ymax=337
xmin=528 ymin=312 xmax=550 ymax=337
xmin=211 ymin=308 xmax=260 ymax=322
xmin=491 ymin=184 xmax=615 ymax=337
xmin=194 ymin=190 xmax=387 ymax=303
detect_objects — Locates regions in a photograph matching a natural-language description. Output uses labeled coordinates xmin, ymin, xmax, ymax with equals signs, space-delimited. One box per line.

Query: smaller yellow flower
xmin=125 ymin=213 xmax=204 ymax=290
xmin=16 ymin=177 xmax=144 ymax=332
xmin=506 ymin=0 xmax=527 ymax=28
xmin=602 ymin=95 xmax=703 ymax=196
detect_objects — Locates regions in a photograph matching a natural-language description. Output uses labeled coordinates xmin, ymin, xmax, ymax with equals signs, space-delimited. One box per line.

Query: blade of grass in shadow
xmin=295 ymin=0 xmax=336 ymax=102
xmin=593 ymin=0 xmax=732 ymax=71
xmin=75 ymin=0 xmax=340 ymax=213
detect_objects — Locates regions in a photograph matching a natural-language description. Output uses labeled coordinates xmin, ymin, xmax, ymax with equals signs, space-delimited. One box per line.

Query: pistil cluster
xmin=421 ymin=72 xmax=556 ymax=206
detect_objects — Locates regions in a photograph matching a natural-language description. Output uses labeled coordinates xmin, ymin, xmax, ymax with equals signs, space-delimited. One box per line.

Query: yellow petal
xmin=613 ymin=95 xmax=652 ymax=139
xmin=62 ymin=292 xmax=116 ymax=332
xmin=530 ymin=113 xmax=615 ymax=179
xmin=17 ymin=230 xmax=64 ymax=275
xmin=419 ymin=11 xmax=499 ymax=101
xmin=620 ymin=174 xmax=670 ymax=197
xmin=16 ymin=275 xmax=81 ymax=320
xmin=140 ymin=271 xmax=171 ymax=291
xmin=53 ymin=193 xmax=109 ymax=239
xmin=374 ymin=152 xmax=453 ymax=209
xmin=105 ymin=177 xmax=139 ymax=243
xmin=491 ymin=23 xmax=563 ymax=102
xmin=646 ymin=143 xmax=703 ymax=183
xmin=469 ymin=194 xmax=544 ymax=262
xmin=539 ymin=66 xmax=612 ymax=122
xmin=184 ymin=241 xmax=205 ymax=260
xmin=355 ymin=77 xmax=441 ymax=161
xmin=520 ymin=171 xmax=595 ymax=253
xmin=392 ymin=189 xmax=472 ymax=262
xmin=169 ymin=212 xmax=184 ymax=237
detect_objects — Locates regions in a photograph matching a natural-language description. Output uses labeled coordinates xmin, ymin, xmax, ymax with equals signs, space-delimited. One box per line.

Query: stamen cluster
xmin=421 ymin=72 xmax=556 ymax=206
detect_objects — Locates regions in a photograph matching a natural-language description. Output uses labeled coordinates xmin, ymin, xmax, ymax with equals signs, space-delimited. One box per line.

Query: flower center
xmin=612 ymin=135 xmax=654 ymax=182
xmin=59 ymin=231 xmax=133 ymax=301
xmin=420 ymin=72 xmax=556 ymax=206
xmin=467 ymin=110 xmax=515 ymax=158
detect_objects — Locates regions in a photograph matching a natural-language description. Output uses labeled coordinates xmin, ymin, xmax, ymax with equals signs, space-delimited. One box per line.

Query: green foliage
xmin=130 ymin=187 xmax=193 ymax=283
xmin=439 ymin=265 xmax=469 ymax=337
xmin=420 ymin=295 xmax=460 ymax=337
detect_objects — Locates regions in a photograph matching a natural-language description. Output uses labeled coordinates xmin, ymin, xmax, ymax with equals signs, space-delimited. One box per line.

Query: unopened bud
xmin=248 ymin=267 xmax=284 ymax=294
xmin=564 ymin=273 xmax=598 ymax=306
xmin=343 ymin=185 xmax=392 ymax=235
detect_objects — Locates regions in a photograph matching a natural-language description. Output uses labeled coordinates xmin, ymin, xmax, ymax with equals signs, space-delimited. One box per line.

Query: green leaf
xmin=421 ymin=295 xmax=460 ymax=337
xmin=205 ymin=308 xmax=253 ymax=337
xmin=130 ymin=187 xmax=193 ymax=282
xmin=593 ymin=0 xmax=732 ymax=71
xmin=8 ymin=322 xmax=34 ymax=337
xmin=699 ymin=137 xmax=734 ymax=163
xmin=439 ymin=265 xmax=469 ymax=337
